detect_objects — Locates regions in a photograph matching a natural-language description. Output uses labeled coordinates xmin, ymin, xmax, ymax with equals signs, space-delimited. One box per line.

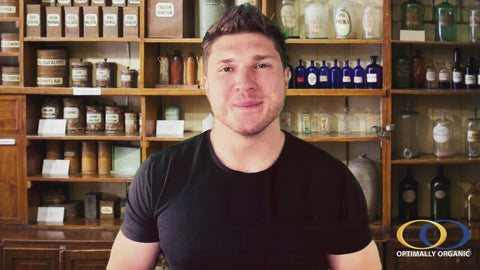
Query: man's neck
xmin=209 ymin=123 xmax=285 ymax=173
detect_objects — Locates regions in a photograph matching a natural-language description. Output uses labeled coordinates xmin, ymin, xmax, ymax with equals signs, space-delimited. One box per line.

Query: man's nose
xmin=234 ymin=67 xmax=257 ymax=92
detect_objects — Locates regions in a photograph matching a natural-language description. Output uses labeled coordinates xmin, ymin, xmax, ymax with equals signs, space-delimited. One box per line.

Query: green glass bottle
xmin=399 ymin=168 xmax=418 ymax=222
xmin=434 ymin=0 xmax=457 ymax=42
xmin=431 ymin=165 xmax=450 ymax=220
xmin=401 ymin=0 xmax=425 ymax=30
xmin=393 ymin=47 xmax=410 ymax=88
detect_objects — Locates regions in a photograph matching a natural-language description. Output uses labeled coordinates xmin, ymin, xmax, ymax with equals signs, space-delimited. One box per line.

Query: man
xmin=108 ymin=4 xmax=381 ymax=270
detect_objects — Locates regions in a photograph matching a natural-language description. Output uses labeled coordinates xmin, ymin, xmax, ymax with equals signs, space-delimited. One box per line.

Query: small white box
xmin=156 ymin=120 xmax=184 ymax=137
xmin=400 ymin=30 xmax=425 ymax=42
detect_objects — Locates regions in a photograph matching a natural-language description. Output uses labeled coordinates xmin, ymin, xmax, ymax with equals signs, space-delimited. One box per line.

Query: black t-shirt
xmin=122 ymin=130 xmax=372 ymax=270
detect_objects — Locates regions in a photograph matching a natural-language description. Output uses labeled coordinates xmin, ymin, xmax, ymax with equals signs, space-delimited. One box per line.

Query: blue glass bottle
xmin=306 ymin=60 xmax=318 ymax=88
xmin=331 ymin=59 xmax=342 ymax=89
xmin=342 ymin=60 xmax=354 ymax=88
xmin=366 ymin=55 xmax=383 ymax=89
xmin=353 ymin=58 xmax=365 ymax=89
xmin=318 ymin=60 xmax=330 ymax=88
xmin=295 ymin=59 xmax=307 ymax=89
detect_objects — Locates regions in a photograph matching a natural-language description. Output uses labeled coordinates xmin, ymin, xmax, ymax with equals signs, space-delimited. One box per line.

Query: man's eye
xmin=256 ymin=63 xmax=269 ymax=69
xmin=220 ymin=67 xmax=233 ymax=72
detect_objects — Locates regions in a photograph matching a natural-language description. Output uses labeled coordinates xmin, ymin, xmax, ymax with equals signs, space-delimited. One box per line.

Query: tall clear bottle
xmin=434 ymin=0 xmax=457 ymax=42
xmin=364 ymin=106 xmax=376 ymax=133
xmin=395 ymin=99 xmax=420 ymax=159
xmin=339 ymin=97 xmax=351 ymax=134
xmin=399 ymin=168 xmax=418 ymax=222
xmin=433 ymin=110 xmax=453 ymax=157
xmin=401 ymin=0 xmax=425 ymax=30
xmin=465 ymin=182 xmax=480 ymax=222
xmin=469 ymin=0 xmax=480 ymax=42
xmin=305 ymin=0 xmax=329 ymax=39
xmin=333 ymin=0 xmax=357 ymax=39
xmin=281 ymin=0 xmax=299 ymax=38
xmin=362 ymin=0 xmax=382 ymax=39
xmin=466 ymin=105 xmax=480 ymax=157
xmin=393 ymin=48 xmax=411 ymax=88
xmin=301 ymin=108 xmax=312 ymax=134
xmin=318 ymin=107 xmax=331 ymax=134
xmin=431 ymin=165 xmax=450 ymax=220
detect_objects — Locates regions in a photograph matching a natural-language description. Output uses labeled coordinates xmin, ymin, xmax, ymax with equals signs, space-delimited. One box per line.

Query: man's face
xmin=205 ymin=32 xmax=289 ymax=136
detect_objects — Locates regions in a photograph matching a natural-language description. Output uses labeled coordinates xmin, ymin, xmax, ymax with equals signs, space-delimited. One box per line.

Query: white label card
xmin=37 ymin=206 xmax=65 ymax=223
xmin=38 ymin=119 xmax=66 ymax=135
xmin=156 ymin=120 xmax=184 ymax=137
xmin=42 ymin=159 xmax=70 ymax=175
xmin=73 ymin=87 xmax=101 ymax=96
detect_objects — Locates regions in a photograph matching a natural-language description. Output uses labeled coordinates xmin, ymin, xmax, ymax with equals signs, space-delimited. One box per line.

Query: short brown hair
xmin=202 ymin=4 xmax=287 ymax=70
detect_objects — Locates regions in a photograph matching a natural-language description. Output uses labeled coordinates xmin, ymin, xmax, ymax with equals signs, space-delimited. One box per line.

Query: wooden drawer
xmin=0 ymin=95 xmax=22 ymax=135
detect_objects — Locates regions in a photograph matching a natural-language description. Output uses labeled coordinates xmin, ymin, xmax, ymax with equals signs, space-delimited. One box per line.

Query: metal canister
xmin=120 ymin=67 xmax=137 ymax=88
xmin=46 ymin=140 xmax=63 ymax=159
xmin=0 ymin=33 xmax=19 ymax=53
xmin=97 ymin=141 xmax=112 ymax=174
xmin=85 ymin=104 xmax=104 ymax=132
xmin=41 ymin=97 xmax=62 ymax=119
xmin=157 ymin=56 xmax=169 ymax=85
xmin=1 ymin=66 xmax=20 ymax=86
xmin=105 ymin=104 xmax=124 ymax=133
xmin=81 ymin=140 xmax=97 ymax=173
xmin=96 ymin=59 xmax=116 ymax=88
xmin=37 ymin=49 xmax=69 ymax=87
xmin=183 ymin=55 xmax=196 ymax=85
xmin=71 ymin=59 xmax=92 ymax=87
xmin=64 ymin=141 xmax=80 ymax=174
xmin=124 ymin=111 xmax=138 ymax=134
xmin=63 ymin=97 xmax=85 ymax=133
xmin=169 ymin=51 xmax=182 ymax=85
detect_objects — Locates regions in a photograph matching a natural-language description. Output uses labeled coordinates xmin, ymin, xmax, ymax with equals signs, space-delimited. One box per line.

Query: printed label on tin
xmin=37 ymin=59 xmax=67 ymax=66
xmin=75 ymin=0 xmax=88 ymax=4
xmin=57 ymin=0 xmax=71 ymax=5
xmin=106 ymin=113 xmax=119 ymax=124
xmin=64 ymin=107 xmax=80 ymax=119
xmin=72 ymin=68 xmax=88 ymax=80
xmin=42 ymin=107 xmax=57 ymax=119
xmin=85 ymin=14 xmax=98 ymax=27
xmin=92 ymin=0 xmax=105 ymax=4
xmin=125 ymin=118 xmax=135 ymax=126
xmin=37 ymin=77 xmax=64 ymax=85
xmin=156 ymin=3 xmax=174 ymax=18
xmin=124 ymin=14 xmax=138 ymax=26
xmin=113 ymin=0 xmax=125 ymax=4
xmin=0 ymin=6 xmax=16 ymax=14
xmin=2 ymin=74 xmax=20 ymax=82
xmin=27 ymin=14 xmax=40 ymax=26
xmin=87 ymin=112 xmax=102 ymax=124
xmin=121 ymin=74 xmax=132 ymax=81
xmin=65 ymin=14 xmax=79 ymax=28
xmin=1 ymin=41 xmax=19 ymax=48
xmin=128 ymin=0 xmax=141 ymax=4
xmin=47 ymin=14 xmax=61 ymax=27
xmin=101 ymin=206 xmax=113 ymax=214
xmin=96 ymin=69 xmax=110 ymax=80
xmin=104 ymin=14 xmax=118 ymax=26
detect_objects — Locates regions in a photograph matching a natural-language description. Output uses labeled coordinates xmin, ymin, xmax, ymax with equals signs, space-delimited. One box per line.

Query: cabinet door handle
xmin=0 ymin=138 xmax=15 ymax=145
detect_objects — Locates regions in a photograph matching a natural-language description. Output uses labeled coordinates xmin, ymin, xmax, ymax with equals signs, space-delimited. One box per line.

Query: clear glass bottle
xmin=342 ymin=59 xmax=353 ymax=89
xmin=466 ymin=182 xmax=480 ymax=222
xmin=318 ymin=107 xmax=331 ymax=134
xmin=411 ymin=49 xmax=425 ymax=89
xmin=465 ymin=56 xmax=477 ymax=89
xmin=281 ymin=0 xmax=299 ymax=38
xmin=431 ymin=165 xmax=450 ymax=220
xmin=318 ymin=60 xmax=330 ymax=88
xmin=399 ymin=168 xmax=418 ymax=222
xmin=353 ymin=58 xmax=365 ymax=89
xmin=362 ymin=0 xmax=382 ymax=39
xmin=401 ymin=0 xmax=425 ymax=30
xmin=307 ymin=60 xmax=318 ymax=88
xmin=433 ymin=110 xmax=453 ymax=157
xmin=452 ymin=47 xmax=464 ymax=89
xmin=301 ymin=108 xmax=312 ymax=134
xmin=434 ymin=0 xmax=457 ymax=42
xmin=333 ymin=0 xmax=357 ymax=39
xmin=395 ymin=99 xmax=420 ymax=159
xmin=425 ymin=60 xmax=437 ymax=89
xmin=393 ymin=48 xmax=410 ymax=88
xmin=366 ymin=55 xmax=382 ymax=89
xmin=339 ymin=98 xmax=351 ymax=134
xmin=469 ymin=0 xmax=480 ymax=42
xmin=331 ymin=59 xmax=342 ymax=89
xmin=280 ymin=108 xmax=292 ymax=132
xmin=305 ymin=0 xmax=329 ymax=39
xmin=295 ymin=59 xmax=306 ymax=89
xmin=438 ymin=61 xmax=451 ymax=89
xmin=466 ymin=105 xmax=480 ymax=157
xmin=364 ymin=106 xmax=376 ymax=133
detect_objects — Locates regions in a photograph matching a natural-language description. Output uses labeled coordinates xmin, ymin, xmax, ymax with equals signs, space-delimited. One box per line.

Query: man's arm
xmin=327 ymin=240 xmax=382 ymax=270
xmin=107 ymin=230 xmax=162 ymax=270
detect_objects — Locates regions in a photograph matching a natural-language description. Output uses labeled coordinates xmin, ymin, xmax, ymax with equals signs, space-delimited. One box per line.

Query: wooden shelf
xmin=27 ymin=173 xmax=132 ymax=183
xmin=0 ymin=52 xmax=19 ymax=57
xmin=23 ymin=37 xmax=140 ymax=42
xmin=30 ymin=218 xmax=123 ymax=230
xmin=286 ymin=38 xmax=383 ymax=45
xmin=26 ymin=132 xmax=141 ymax=141
xmin=391 ymin=154 xmax=480 ymax=165
xmin=391 ymin=40 xmax=480 ymax=46
xmin=390 ymin=89 xmax=480 ymax=95
xmin=287 ymin=89 xmax=386 ymax=96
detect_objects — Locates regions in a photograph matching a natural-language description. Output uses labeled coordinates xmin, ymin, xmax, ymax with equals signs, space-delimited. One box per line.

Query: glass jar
xmin=305 ymin=0 xmax=329 ymax=39
xmin=395 ymin=99 xmax=420 ymax=159
xmin=433 ymin=110 xmax=453 ymax=157
xmin=281 ymin=0 xmax=299 ymax=38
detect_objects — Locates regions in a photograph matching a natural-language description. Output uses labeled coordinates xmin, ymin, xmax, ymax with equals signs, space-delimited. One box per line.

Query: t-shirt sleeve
xmin=325 ymin=163 xmax=373 ymax=255
xmin=121 ymin=157 xmax=161 ymax=243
